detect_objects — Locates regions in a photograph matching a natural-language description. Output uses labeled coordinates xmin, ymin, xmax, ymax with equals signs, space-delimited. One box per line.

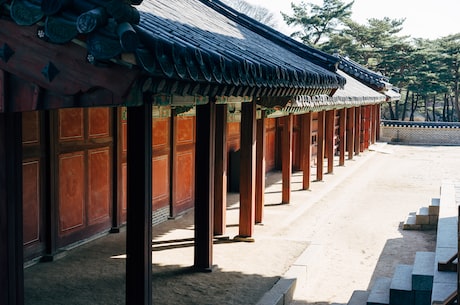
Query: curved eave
xmin=5 ymin=0 xmax=344 ymax=100
xmin=134 ymin=0 xmax=343 ymax=96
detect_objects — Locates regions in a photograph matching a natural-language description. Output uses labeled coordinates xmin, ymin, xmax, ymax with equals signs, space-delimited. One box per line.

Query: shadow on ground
xmin=366 ymin=223 xmax=436 ymax=291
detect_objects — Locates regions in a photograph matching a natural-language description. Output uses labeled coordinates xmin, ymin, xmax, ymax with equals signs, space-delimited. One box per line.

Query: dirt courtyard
xmin=24 ymin=143 xmax=460 ymax=305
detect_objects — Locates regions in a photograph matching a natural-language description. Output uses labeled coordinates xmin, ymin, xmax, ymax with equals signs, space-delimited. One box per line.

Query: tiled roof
xmin=332 ymin=70 xmax=386 ymax=104
xmin=336 ymin=55 xmax=391 ymax=91
xmin=135 ymin=0 xmax=343 ymax=95
xmin=5 ymin=0 xmax=344 ymax=98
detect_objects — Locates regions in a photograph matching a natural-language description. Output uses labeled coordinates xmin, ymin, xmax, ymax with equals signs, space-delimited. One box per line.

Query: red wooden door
xmin=22 ymin=111 xmax=46 ymax=260
xmin=265 ymin=118 xmax=276 ymax=172
xmin=171 ymin=115 xmax=195 ymax=216
xmin=152 ymin=116 xmax=170 ymax=211
xmin=55 ymin=108 xmax=112 ymax=247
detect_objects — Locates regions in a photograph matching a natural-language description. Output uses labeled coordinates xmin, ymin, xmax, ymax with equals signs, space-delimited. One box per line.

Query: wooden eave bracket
xmin=0 ymin=19 xmax=140 ymax=99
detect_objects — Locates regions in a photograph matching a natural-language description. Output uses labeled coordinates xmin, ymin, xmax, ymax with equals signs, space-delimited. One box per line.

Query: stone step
xmin=412 ymin=251 xmax=435 ymax=291
xmin=429 ymin=197 xmax=440 ymax=216
xmin=347 ymin=290 xmax=369 ymax=305
xmin=402 ymin=212 xmax=419 ymax=230
xmin=256 ymin=277 xmax=296 ymax=305
xmin=367 ymin=277 xmax=391 ymax=305
xmin=390 ymin=264 xmax=414 ymax=305
xmin=416 ymin=207 xmax=429 ymax=225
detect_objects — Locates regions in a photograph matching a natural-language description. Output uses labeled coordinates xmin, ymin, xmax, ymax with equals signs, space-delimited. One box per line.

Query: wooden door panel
xmin=22 ymin=111 xmax=39 ymax=145
xmin=88 ymin=148 xmax=111 ymax=225
xmin=121 ymin=163 xmax=127 ymax=219
xmin=59 ymin=152 xmax=85 ymax=235
xmin=172 ymin=116 xmax=195 ymax=215
xmin=152 ymin=155 xmax=169 ymax=208
xmin=59 ymin=108 xmax=84 ymax=141
xmin=23 ymin=160 xmax=40 ymax=245
xmin=89 ymin=108 xmax=110 ymax=139
xmin=176 ymin=117 xmax=194 ymax=144
xmin=153 ymin=119 xmax=169 ymax=149
xmin=175 ymin=150 xmax=194 ymax=207
xmin=265 ymin=129 xmax=276 ymax=171
xmin=227 ymin=121 xmax=240 ymax=152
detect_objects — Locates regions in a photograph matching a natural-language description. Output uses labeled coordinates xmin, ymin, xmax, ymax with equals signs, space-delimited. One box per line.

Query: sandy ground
xmin=24 ymin=143 xmax=460 ymax=305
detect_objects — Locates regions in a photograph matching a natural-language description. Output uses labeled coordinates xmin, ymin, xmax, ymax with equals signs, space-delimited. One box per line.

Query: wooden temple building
xmin=0 ymin=0 xmax=399 ymax=304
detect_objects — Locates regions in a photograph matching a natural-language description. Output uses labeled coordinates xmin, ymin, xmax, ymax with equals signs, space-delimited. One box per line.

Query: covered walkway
xmin=24 ymin=143 xmax=460 ymax=305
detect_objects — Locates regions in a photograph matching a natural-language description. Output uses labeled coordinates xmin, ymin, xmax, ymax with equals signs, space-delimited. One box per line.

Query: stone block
xmin=390 ymin=264 xmax=414 ymax=305
xmin=416 ymin=207 xmax=430 ymax=225
xmin=412 ymin=252 xmax=435 ymax=291
xmin=414 ymin=290 xmax=431 ymax=305
xmin=347 ymin=290 xmax=369 ymax=305
xmin=367 ymin=277 xmax=391 ymax=305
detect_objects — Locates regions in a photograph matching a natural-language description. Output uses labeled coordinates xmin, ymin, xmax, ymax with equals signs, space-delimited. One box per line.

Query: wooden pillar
xmin=282 ymin=114 xmax=293 ymax=204
xmin=338 ymin=108 xmax=346 ymax=166
xmin=326 ymin=109 xmax=335 ymax=174
xmin=346 ymin=108 xmax=355 ymax=160
xmin=214 ymin=104 xmax=227 ymax=235
xmin=255 ymin=110 xmax=266 ymax=224
xmin=370 ymin=105 xmax=376 ymax=145
xmin=354 ymin=106 xmax=361 ymax=156
xmin=363 ymin=106 xmax=370 ymax=150
xmin=375 ymin=104 xmax=381 ymax=141
xmin=316 ymin=111 xmax=325 ymax=181
xmin=301 ymin=112 xmax=312 ymax=190
xmin=360 ymin=107 xmax=365 ymax=152
xmin=0 ymin=112 xmax=24 ymax=305
xmin=194 ymin=102 xmax=215 ymax=270
xmin=239 ymin=101 xmax=256 ymax=237
xmin=126 ymin=104 xmax=153 ymax=305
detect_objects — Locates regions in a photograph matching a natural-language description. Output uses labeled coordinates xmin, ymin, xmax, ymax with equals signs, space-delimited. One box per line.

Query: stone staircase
xmin=347 ymin=182 xmax=459 ymax=305
xmin=403 ymin=198 xmax=440 ymax=230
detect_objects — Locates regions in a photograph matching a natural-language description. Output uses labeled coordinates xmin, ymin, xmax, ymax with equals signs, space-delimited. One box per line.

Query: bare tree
xmin=220 ymin=0 xmax=278 ymax=28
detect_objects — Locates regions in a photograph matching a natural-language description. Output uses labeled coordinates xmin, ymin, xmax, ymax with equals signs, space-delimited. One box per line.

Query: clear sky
xmin=244 ymin=0 xmax=460 ymax=40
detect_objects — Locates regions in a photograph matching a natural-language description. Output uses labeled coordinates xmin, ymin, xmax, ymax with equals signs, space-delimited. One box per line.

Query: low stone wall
xmin=380 ymin=120 xmax=460 ymax=145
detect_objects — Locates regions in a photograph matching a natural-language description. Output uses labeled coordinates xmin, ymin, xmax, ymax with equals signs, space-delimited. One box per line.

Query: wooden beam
xmin=354 ymin=107 xmax=361 ymax=156
xmin=338 ymin=108 xmax=346 ymax=166
xmin=239 ymin=101 xmax=256 ymax=237
xmin=194 ymin=102 xmax=215 ymax=270
xmin=282 ymin=114 xmax=293 ymax=204
xmin=316 ymin=111 xmax=325 ymax=181
xmin=0 ymin=112 xmax=24 ymax=305
xmin=214 ymin=104 xmax=227 ymax=235
xmin=255 ymin=110 xmax=266 ymax=224
xmin=346 ymin=107 xmax=355 ymax=160
xmin=326 ymin=110 xmax=335 ymax=174
xmin=301 ymin=112 xmax=312 ymax=190
xmin=126 ymin=104 xmax=153 ymax=305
